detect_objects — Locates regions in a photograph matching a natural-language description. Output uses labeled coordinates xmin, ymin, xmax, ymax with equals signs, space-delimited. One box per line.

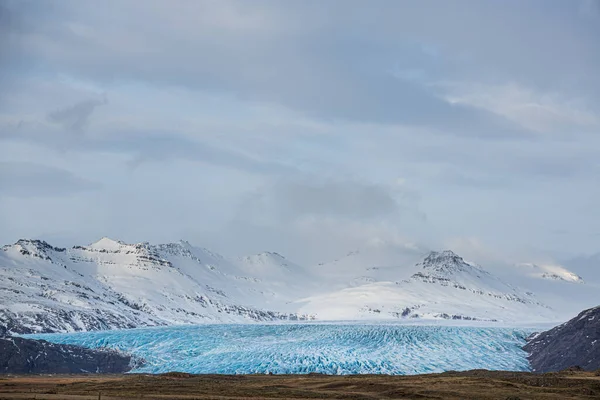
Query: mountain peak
xmin=518 ymin=263 xmax=585 ymax=284
xmin=88 ymin=237 xmax=126 ymax=251
xmin=263 ymin=251 xmax=286 ymax=259
xmin=245 ymin=251 xmax=287 ymax=261
xmin=542 ymin=272 xmax=584 ymax=284
xmin=422 ymin=250 xmax=466 ymax=271
xmin=15 ymin=239 xmax=63 ymax=250
xmin=414 ymin=249 xmax=488 ymax=278
xmin=3 ymin=239 xmax=66 ymax=258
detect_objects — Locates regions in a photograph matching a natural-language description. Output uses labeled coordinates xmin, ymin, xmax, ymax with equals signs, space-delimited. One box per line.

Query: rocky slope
xmin=524 ymin=305 xmax=600 ymax=372
xmin=0 ymin=336 xmax=133 ymax=373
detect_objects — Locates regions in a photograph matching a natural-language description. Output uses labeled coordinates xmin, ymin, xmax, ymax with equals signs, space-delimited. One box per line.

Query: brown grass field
xmin=1 ymin=370 xmax=599 ymax=400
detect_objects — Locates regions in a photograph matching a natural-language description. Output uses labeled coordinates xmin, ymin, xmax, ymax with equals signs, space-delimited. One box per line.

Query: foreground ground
xmin=1 ymin=370 xmax=599 ymax=400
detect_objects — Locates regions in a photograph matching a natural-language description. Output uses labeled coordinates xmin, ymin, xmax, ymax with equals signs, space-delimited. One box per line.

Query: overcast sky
xmin=1 ymin=0 xmax=599 ymax=265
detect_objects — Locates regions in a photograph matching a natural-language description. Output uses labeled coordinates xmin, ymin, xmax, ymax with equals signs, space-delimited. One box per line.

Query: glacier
xmin=26 ymin=324 xmax=534 ymax=375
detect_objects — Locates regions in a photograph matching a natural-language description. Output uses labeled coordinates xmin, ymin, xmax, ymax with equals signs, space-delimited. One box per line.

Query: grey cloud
xmin=0 ymin=161 xmax=99 ymax=197
xmin=0 ymin=0 xmax=599 ymax=261
xmin=1 ymin=118 xmax=295 ymax=175
xmin=435 ymin=146 xmax=600 ymax=189
xmin=271 ymin=180 xmax=399 ymax=220
xmin=2 ymin=0 xmax=560 ymax=136
xmin=71 ymin=2 xmax=593 ymax=110
xmin=0 ymin=0 xmax=55 ymax=106
xmin=579 ymin=0 xmax=600 ymax=19
xmin=0 ymin=0 xmax=23 ymax=104
xmin=47 ymin=98 xmax=106 ymax=133
xmin=217 ymin=177 xmax=429 ymax=263
xmin=376 ymin=128 xmax=600 ymax=190
xmin=116 ymin=132 xmax=297 ymax=175
xmin=433 ymin=168 xmax=512 ymax=190
xmin=234 ymin=177 xmax=425 ymax=225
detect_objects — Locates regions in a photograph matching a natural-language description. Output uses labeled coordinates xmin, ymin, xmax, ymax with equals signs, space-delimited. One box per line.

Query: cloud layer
xmin=0 ymin=0 xmax=599 ymax=265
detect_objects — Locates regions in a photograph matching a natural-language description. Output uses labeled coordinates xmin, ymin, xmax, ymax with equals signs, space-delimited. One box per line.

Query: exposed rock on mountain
xmin=524 ymin=305 xmax=600 ymax=372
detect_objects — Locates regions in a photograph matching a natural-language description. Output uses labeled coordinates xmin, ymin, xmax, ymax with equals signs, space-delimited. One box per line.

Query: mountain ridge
xmin=0 ymin=236 xmax=590 ymax=334
xmin=0 ymin=237 xmax=314 ymax=334
xmin=296 ymin=246 xmax=555 ymax=322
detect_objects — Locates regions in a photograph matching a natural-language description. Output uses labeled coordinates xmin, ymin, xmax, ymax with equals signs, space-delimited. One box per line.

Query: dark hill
xmin=524 ymin=305 xmax=600 ymax=373
xmin=0 ymin=336 xmax=133 ymax=374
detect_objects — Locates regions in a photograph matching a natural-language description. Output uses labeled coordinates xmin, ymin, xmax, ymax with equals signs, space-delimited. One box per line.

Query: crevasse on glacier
xmin=26 ymin=324 xmax=533 ymax=375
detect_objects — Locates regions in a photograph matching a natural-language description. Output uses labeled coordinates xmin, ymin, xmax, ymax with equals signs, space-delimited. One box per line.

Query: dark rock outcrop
xmin=524 ymin=305 xmax=600 ymax=373
xmin=0 ymin=336 xmax=133 ymax=374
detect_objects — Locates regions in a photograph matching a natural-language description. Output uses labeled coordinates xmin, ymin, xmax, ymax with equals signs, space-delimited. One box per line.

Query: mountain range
xmin=0 ymin=237 xmax=596 ymax=333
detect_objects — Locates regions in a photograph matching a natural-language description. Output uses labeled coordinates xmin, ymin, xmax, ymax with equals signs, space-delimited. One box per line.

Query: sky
xmin=1 ymin=0 xmax=599 ymax=266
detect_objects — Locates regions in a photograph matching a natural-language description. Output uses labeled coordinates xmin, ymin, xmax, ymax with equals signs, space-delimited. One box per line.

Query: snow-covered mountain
xmin=0 ymin=237 xmax=584 ymax=333
xmin=309 ymin=241 xmax=425 ymax=289
xmin=0 ymin=238 xmax=313 ymax=334
xmin=297 ymin=250 xmax=556 ymax=323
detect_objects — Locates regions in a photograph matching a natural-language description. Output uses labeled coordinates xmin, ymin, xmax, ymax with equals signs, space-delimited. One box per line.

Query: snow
xmin=310 ymin=242 xmax=424 ymax=285
xmin=26 ymin=324 xmax=534 ymax=375
xmin=88 ymin=237 xmax=126 ymax=251
xmin=1 ymin=237 xmax=598 ymax=334
xmin=296 ymin=250 xmax=557 ymax=323
xmin=517 ymin=263 xmax=584 ymax=283
xmin=0 ymin=239 xmax=313 ymax=333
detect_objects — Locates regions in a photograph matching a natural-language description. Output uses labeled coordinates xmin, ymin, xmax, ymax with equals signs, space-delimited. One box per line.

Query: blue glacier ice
xmin=26 ymin=324 xmax=534 ymax=375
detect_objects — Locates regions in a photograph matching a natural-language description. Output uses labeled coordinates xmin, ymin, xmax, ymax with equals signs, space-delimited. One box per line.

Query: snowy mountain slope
xmin=232 ymin=252 xmax=320 ymax=312
xmin=297 ymin=251 xmax=557 ymax=323
xmin=309 ymin=241 xmax=425 ymax=289
xmin=151 ymin=243 xmax=316 ymax=313
xmin=517 ymin=262 xmax=584 ymax=283
xmin=496 ymin=263 xmax=598 ymax=322
xmin=1 ymin=237 xmax=580 ymax=333
xmin=0 ymin=239 xmax=166 ymax=333
xmin=0 ymin=238 xmax=312 ymax=334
